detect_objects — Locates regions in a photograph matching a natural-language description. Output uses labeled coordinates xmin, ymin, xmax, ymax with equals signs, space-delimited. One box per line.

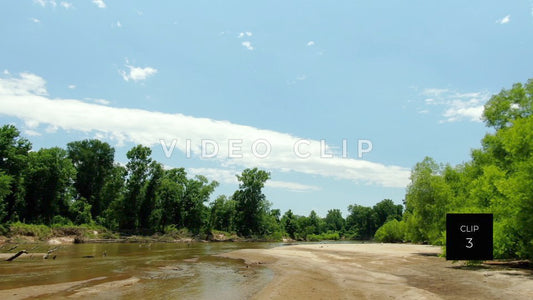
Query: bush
xmin=374 ymin=219 xmax=405 ymax=243
xmin=163 ymin=225 xmax=191 ymax=238
xmin=51 ymin=215 xmax=73 ymax=226
xmin=9 ymin=222 xmax=52 ymax=240
xmin=265 ymin=231 xmax=284 ymax=241
xmin=307 ymin=232 xmax=340 ymax=241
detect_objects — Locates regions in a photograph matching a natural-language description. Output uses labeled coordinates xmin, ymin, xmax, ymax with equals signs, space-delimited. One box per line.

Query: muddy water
xmin=0 ymin=242 xmax=277 ymax=299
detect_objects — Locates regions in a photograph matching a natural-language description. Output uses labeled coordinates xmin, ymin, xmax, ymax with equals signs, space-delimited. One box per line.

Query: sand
xmin=1 ymin=243 xmax=531 ymax=299
xmin=220 ymin=243 xmax=533 ymax=299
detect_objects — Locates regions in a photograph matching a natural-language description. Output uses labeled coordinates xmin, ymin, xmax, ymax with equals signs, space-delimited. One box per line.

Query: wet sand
xmin=220 ymin=243 xmax=533 ymax=299
xmin=1 ymin=243 xmax=531 ymax=299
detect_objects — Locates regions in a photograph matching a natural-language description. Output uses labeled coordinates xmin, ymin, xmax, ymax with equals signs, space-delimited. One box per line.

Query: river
xmin=0 ymin=242 xmax=279 ymax=299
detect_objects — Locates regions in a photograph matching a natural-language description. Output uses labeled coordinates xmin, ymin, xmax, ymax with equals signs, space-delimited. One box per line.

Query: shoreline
xmin=219 ymin=243 xmax=533 ymax=299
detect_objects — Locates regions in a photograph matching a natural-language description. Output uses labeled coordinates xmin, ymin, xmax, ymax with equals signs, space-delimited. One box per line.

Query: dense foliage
xmin=1 ymin=79 xmax=531 ymax=260
xmin=375 ymin=79 xmax=533 ymax=260
xmin=0 ymin=124 xmax=400 ymax=239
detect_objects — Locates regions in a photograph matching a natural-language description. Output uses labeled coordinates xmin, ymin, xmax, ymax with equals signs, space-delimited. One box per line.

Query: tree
xmin=0 ymin=172 xmax=13 ymax=222
xmin=308 ymin=210 xmax=321 ymax=234
xmin=346 ymin=204 xmax=376 ymax=239
xmin=182 ymin=175 xmax=218 ymax=233
xmin=120 ymin=145 xmax=152 ymax=231
xmin=325 ymin=209 xmax=345 ymax=232
xmin=0 ymin=124 xmax=31 ymax=222
xmin=281 ymin=209 xmax=297 ymax=239
xmin=22 ymin=147 xmax=76 ymax=224
xmin=373 ymin=199 xmax=403 ymax=228
xmin=152 ymin=168 xmax=187 ymax=231
xmin=67 ymin=139 xmax=115 ymax=219
xmin=483 ymin=79 xmax=533 ymax=130
xmin=139 ymin=162 xmax=164 ymax=231
xmin=233 ymin=168 xmax=271 ymax=236
xmin=98 ymin=164 xmax=126 ymax=230
xmin=209 ymin=195 xmax=237 ymax=232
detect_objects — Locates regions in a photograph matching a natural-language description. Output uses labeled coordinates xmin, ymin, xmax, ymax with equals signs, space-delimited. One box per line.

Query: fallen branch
xmin=43 ymin=247 xmax=59 ymax=259
xmin=6 ymin=250 xmax=27 ymax=261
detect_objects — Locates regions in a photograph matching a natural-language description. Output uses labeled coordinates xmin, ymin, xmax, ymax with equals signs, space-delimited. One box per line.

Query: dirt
xmin=220 ymin=243 xmax=533 ymax=299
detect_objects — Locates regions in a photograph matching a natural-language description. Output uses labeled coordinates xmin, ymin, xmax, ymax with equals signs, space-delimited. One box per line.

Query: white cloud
xmin=68 ymin=84 xmax=76 ymax=89
xmin=45 ymin=125 xmax=58 ymax=133
xmin=307 ymin=41 xmax=315 ymax=46
xmin=3 ymin=70 xmax=9 ymax=75
xmin=0 ymin=72 xmax=48 ymax=95
xmin=119 ymin=64 xmax=158 ymax=82
xmin=92 ymin=0 xmax=106 ymax=9
xmin=24 ymin=129 xmax=41 ymax=137
xmin=30 ymin=18 xmax=41 ymax=23
xmin=60 ymin=2 xmax=72 ymax=9
xmin=187 ymin=167 xmax=320 ymax=192
xmin=420 ymin=88 xmax=491 ymax=122
xmin=34 ymin=0 xmax=57 ymax=7
xmin=238 ymin=32 xmax=252 ymax=38
xmin=116 ymin=21 xmax=122 ymax=28
xmin=442 ymin=98 xmax=485 ymax=123
xmin=241 ymin=41 xmax=254 ymax=51
xmin=497 ymin=15 xmax=510 ymax=24
xmin=92 ymin=99 xmax=110 ymax=105
xmin=25 ymin=119 xmax=40 ymax=129
xmin=267 ymin=180 xmax=321 ymax=192
xmin=0 ymin=72 xmax=411 ymax=188
xmin=421 ymin=88 xmax=449 ymax=97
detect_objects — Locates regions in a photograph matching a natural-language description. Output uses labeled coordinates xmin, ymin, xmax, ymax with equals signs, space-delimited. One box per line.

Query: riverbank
xmin=0 ymin=222 xmax=261 ymax=245
xmin=220 ymin=243 xmax=533 ymax=299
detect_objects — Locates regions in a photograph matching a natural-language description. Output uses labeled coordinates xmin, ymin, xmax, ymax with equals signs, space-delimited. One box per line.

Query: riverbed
xmin=0 ymin=242 xmax=277 ymax=299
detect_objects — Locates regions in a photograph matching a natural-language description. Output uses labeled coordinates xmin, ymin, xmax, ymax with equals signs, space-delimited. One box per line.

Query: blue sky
xmin=1 ymin=1 xmax=532 ymax=217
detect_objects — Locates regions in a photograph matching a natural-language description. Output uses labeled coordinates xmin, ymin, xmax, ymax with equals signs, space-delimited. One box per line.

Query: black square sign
xmin=446 ymin=213 xmax=493 ymax=260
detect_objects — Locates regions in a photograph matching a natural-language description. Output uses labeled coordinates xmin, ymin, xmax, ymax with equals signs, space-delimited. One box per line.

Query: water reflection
xmin=0 ymin=242 xmax=277 ymax=298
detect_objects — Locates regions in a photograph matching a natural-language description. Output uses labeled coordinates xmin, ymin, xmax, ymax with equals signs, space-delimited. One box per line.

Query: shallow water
xmin=0 ymin=242 xmax=278 ymax=299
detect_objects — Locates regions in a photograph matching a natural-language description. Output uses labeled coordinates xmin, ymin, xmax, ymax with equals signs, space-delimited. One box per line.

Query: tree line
xmin=0 ymin=125 xmax=401 ymax=239
xmin=375 ymin=79 xmax=533 ymax=260
xmin=2 ymin=79 xmax=531 ymax=260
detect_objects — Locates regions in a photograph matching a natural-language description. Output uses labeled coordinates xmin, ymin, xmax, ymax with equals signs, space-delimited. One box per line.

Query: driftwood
xmin=43 ymin=247 xmax=59 ymax=259
xmin=6 ymin=250 xmax=27 ymax=261
xmin=7 ymin=245 xmax=18 ymax=252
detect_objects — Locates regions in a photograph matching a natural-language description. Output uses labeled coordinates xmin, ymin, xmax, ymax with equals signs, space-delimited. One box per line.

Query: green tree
xmin=0 ymin=172 xmax=13 ymax=222
xmin=346 ymin=204 xmax=376 ymax=239
xmin=22 ymin=147 xmax=76 ymax=224
xmin=483 ymin=79 xmax=533 ymax=130
xmin=308 ymin=210 xmax=321 ymax=234
xmin=99 ymin=164 xmax=126 ymax=230
xmin=325 ymin=209 xmax=345 ymax=232
xmin=403 ymin=157 xmax=451 ymax=243
xmin=152 ymin=168 xmax=187 ymax=231
xmin=233 ymin=168 xmax=271 ymax=236
xmin=138 ymin=162 xmax=164 ymax=231
xmin=209 ymin=195 xmax=237 ymax=232
xmin=67 ymin=139 xmax=115 ymax=219
xmin=281 ymin=209 xmax=297 ymax=239
xmin=373 ymin=199 xmax=403 ymax=228
xmin=120 ymin=145 xmax=152 ymax=231
xmin=182 ymin=175 xmax=218 ymax=234
xmin=0 ymin=125 xmax=31 ymax=222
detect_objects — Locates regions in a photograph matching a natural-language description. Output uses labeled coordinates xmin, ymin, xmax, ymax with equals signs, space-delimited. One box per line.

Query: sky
xmin=1 ymin=1 xmax=532 ymax=217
